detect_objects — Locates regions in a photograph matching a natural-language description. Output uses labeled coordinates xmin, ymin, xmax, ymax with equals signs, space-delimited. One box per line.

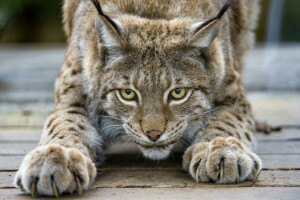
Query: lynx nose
xmin=145 ymin=130 xmax=162 ymax=142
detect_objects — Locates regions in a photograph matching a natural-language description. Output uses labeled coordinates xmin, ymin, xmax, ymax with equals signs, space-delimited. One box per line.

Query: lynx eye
xmin=170 ymin=88 xmax=187 ymax=100
xmin=120 ymin=89 xmax=136 ymax=100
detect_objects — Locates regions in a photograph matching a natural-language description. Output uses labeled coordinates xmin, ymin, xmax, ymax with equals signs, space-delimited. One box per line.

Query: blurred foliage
xmin=256 ymin=0 xmax=270 ymax=42
xmin=0 ymin=0 xmax=65 ymax=42
xmin=0 ymin=0 xmax=299 ymax=43
xmin=281 ymin=0 xmax=300 ymax=41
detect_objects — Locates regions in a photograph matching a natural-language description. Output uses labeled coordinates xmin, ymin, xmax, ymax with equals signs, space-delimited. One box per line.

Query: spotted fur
xmin=15 ymin=0 xmax=261 ymax=196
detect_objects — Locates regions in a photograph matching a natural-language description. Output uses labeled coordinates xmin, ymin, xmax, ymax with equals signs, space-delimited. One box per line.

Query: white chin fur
xmin=139 ymin=146 xmax=171 ymax=160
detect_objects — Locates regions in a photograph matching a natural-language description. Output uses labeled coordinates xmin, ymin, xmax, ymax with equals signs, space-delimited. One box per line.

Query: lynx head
xmin=85 ymin=0 xmax=231 ymax=160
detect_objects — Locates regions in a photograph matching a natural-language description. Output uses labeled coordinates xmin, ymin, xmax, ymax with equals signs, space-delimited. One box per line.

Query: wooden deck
xmin=0 ymin=45 xmax=300 ymax=199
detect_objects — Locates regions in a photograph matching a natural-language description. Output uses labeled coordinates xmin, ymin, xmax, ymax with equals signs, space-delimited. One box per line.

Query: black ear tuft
xmin=90 ymin=0 xmax=121 ymax=34
xmin=193 ymin=0 xmax=232 ymax=33
xmin=216 ymin=0 xmax=232 ymax=19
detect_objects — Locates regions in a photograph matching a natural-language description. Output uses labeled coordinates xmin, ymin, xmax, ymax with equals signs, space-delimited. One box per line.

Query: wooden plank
xmin=249 ymin=92 xmax=300 ymax=125
xmin=0 ymin=129 xmax=42 ymax=141
xmin=1 ymin=154 xmax=299 ymax=171
xmin=1 ymin=187 xmax=300 ymax=200
xmin=255 ymin=141 xmax=300 ymax=154
xmin=260 ymin=154 xmax=300 ymax=169
xmin=0 ymin=111 xmax=48 ymax=128
xmin=0 ymin=143 xmax=38 ymax=155
xmin=0 ymin=172 xmax=14 ymax=188
xmin=1 ymin=140 xmax=299 ymax=155
xmin=0 ymin=156 xmax=24 ymax=171
xmin=2 ymin=170 xmax=300 ymax=189
xmin=255 ymin=129 xmax=300 ymax=140
xmin=254 ymin=170 xmax=300 ymax=187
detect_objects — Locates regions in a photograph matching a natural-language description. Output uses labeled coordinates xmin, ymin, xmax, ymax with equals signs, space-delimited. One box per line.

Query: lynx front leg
xmin=183 ymin=103 xmax=262 ymax=184
xmin=14 ymin=55 xmax=103 ymax=197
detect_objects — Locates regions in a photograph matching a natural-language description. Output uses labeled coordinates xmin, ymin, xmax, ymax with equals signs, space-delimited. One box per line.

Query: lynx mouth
xmin=138 ymin=145 xmax=172 ymax=160
xmin=137 ymin=140 xmax=177 ymax=150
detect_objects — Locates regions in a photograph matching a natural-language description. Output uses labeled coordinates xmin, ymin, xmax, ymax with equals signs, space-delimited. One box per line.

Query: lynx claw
xmin=253 ymin=169 xmax=261 ymax=183
xmin=30 ymin=178 xmax=38 ymax=197
xmin=52 ymin=181 xmax=59 ymax=198
xmin=237 ymin=165 xmax=240 ymax=183
xmin=19 ymin=184 xmax=25 ymax=192
xmin=252 ymin=168 xmax=257 ymax=180
xmin=17 ymin=181 xmax=25 ymax=192
xmin=75 ymin=174 xmax=82 ymax=195
xmin=195 ymin=166 xmax=200 ymax=183
xmin=219 ymin=159 xmax=224 ymax=182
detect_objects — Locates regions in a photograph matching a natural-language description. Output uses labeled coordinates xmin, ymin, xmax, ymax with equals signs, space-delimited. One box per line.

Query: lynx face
xmin=84 ymin=2 xmax=227 ymax=160
xmin=100 ymin=59 xmax=213 ymax=160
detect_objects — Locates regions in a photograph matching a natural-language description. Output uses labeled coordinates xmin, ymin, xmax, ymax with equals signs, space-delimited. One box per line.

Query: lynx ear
xmin=188 ymin=0 xmax=231 ymax=48
xmin=91 ymin=0 xmax=125 ymax=47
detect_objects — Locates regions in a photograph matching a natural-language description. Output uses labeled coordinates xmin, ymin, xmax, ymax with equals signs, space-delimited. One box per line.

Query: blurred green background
xmin=0 ymin=0 xmax=299 ymax=43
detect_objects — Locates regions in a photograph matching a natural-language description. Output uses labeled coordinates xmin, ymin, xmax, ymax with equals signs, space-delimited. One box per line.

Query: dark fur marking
xmin=50 ymin=132 xmax=60 ymax=140
xmin=226 ymin=131 xmax=233 ymax=136
xmin=78 ymin=124 xmax=86 ymax=131
xmin=48 ymin=123 xmax=59 ymax=135
xmin=224 ymin=121 xmax=236 ymax=128
xmin=225 ymin=74 xmax=236 ymax=86
xmin=71 ymin=69 xmax=79 ymax=75
xmin=47 ymin=118 xmax=55 ymax=129
xmin=68 ymin=127 xmax=77 ymax=132
xmin=70 ymin=102 xmax=84 ymax=108
xmin=245 ymin=132 xmax=252 ymax=141
xmin=82 ymin=94 xmax=88 ymax=99
xmin=247 ymin=119 xmax=253 ymax=125
xmin=62 ymin=85 xmax=76 ymax=94
xmin=230 ymin=111 xmax=243 ymax=122
xmin=215 ymin=126 xmax=226 ymax=132
xmin=67 ymin=110 xmax=87 ymax=117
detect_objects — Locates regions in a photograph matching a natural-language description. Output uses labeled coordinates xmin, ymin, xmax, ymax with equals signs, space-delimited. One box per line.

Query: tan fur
xmin=15 ymin=0 xmax=261 ymax=196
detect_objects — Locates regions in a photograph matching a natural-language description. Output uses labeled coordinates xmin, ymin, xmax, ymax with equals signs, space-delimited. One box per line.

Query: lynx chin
xmin=14 ymin=0 xmax=262 ymax=197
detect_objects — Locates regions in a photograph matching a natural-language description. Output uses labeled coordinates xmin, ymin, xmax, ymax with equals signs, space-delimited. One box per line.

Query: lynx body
xmin=15 ymin=0 xmax=261 ymax=197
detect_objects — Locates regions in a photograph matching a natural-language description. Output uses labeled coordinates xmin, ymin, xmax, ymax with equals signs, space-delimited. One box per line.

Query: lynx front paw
xmin=183 ymin=137 xmax=261 ymax=184
xmin=14 ymin=145 xmax=96 ymax=197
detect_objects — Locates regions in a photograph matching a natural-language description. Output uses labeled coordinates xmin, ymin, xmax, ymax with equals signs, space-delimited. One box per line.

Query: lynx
xmin=14 ymin=0 xmax=261 ymax=197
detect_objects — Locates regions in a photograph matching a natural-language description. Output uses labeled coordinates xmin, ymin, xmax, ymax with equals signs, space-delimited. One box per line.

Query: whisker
xmin=179 ymin=137 xmax=191 ymax=147
xmin=113 ymin=134 xmax=130 ymax=143
xmin=111 ymin=127 xmax=125 ymax=135
xmin=100 ymin=125 xmax=122 ymax=132
xmin=169 ymin=150 xmax=174 ymax=159
xmin=202 ymin=107 xmax=221 ymax=114
xmin=99 ymin=115 xmax=122 ymax=121
xmin=136 ymin=151 xmax=142 ymax=160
